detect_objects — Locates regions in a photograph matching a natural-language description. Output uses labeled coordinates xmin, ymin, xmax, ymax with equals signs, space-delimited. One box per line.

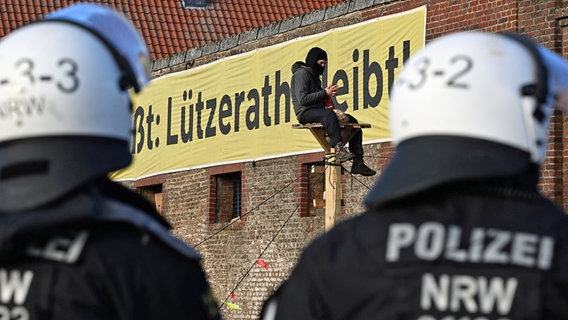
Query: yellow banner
xmin=114 ymin=6 xmax=426 ymax=180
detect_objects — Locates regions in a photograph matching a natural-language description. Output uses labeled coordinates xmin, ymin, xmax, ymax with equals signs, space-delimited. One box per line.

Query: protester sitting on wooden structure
xmin=290 ymin=47 xmax=376 ymax=176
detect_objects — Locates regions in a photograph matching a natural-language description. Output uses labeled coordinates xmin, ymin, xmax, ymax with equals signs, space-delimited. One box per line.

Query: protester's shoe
xmin=334 ymin=143 xmax=354 ymax=163
xmin=351 ymin=158 xmax=376 ymax=176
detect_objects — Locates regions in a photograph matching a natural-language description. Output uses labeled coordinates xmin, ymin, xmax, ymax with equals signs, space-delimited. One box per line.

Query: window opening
xmin=137 ymin=184 xmax=163 ymax=216
xmin=214 ymin=172 xmax=242 ymax=223
xmin=180 ymin=0 xmax=210 ymax=9
xmin=307 ymin=162 xmax=325 ymax=217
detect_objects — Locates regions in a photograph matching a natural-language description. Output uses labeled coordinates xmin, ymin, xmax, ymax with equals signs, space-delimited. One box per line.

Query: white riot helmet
xmin=0 ymin=4 xmax=151 ymax=211
xmin=365 ymin=32 xmax=563 ymax=208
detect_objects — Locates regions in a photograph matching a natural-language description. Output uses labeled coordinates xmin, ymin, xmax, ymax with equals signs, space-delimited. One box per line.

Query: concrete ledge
xmin=258 ymin=22 xmax=282 ymax=39
xmin=168 ymin=52 xmax=187 ymax=67
xmin=302 ymin=10 xmax=326 ymax=26
xmin=326 ymin=2 xmax=350 ymax=19
xmin=219 ymin=35 xmax=239 ymax=51
xmin=238 ymin=28 xmax=259 ymax=45
xmin=349 ymin=0 xmax=376 ymax=11
xmin=185 ymin=47 xmax=204 ymax=62
xmin=152 ymin=57 xmax=170 ymax=71
xmin=279 ymin=16 xmax=302 ymax=33
xmin=201 ymin=41 xmax=220 ymax=56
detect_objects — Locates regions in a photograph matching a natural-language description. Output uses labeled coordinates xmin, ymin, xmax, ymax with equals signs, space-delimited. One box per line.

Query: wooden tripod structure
xmin=293 ymin=122 xmax=371 ymax=231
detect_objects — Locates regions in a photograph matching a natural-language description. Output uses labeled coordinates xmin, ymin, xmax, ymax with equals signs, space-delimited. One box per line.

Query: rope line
xmin=195 ymin=174 xmax=303 ymax=248
xmin=214 ymin=160 xmax=329 ymax=309
xmin=345 ymin=164 xmax=373 ymax=191
xmin=219 ymin=201 xmax=301 ymax=309
xmin=192 ymin=154 xmax=373 ymax=311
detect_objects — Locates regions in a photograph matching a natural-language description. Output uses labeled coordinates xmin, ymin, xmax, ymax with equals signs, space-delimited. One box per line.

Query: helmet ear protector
xmin=505 ymin=32 xmax=568 ymax=116
xmin=502 ymin=33 xmax=549 ymax=123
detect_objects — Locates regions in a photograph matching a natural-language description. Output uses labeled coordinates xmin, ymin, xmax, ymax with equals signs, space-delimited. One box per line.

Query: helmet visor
xmin=536 ymin=45 xmax=568 ymax=114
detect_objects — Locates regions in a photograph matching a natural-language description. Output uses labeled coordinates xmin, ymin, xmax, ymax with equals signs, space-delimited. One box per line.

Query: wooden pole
xmin=324 ymin=153 xmax=342 ymax=231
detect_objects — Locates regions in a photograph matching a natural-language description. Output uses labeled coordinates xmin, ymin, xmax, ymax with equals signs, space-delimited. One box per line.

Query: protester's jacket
xmin=262 ymin=187 xmax=568 ymax=319
xmin=291 ymin=61 xmax=328 ymax=119
xmin=0 ymin=180 xmax=220 ymax=320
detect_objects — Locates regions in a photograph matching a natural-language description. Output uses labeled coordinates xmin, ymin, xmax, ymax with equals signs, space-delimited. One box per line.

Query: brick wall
xmin=139 ymin=0 xmax=565 ymax=318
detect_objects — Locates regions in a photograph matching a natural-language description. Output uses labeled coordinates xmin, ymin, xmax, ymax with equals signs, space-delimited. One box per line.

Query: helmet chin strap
xmin=0 ymin=160 xmax=49 ymax=181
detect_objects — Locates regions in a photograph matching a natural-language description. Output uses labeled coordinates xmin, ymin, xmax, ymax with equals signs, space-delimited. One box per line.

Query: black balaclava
xmin=305 ymin=47 xmax=327 ymax=76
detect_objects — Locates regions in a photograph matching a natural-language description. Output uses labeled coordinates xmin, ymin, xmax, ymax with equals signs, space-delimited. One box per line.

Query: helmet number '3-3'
xmin=0 ymin=4 xmax=151 ymax=212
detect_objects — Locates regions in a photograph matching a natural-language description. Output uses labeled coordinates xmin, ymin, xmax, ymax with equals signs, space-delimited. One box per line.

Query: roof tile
xmin=0 ymin=0 xmax=347 ymax=59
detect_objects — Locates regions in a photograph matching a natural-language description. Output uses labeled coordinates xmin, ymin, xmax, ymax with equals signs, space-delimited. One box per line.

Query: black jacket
xmin=262 ymin=188 xmax=568 ymax=319
xmin=291 ymin=61 xmax=328 ymax=119
xmin=0 ymin=180 xmax=220 ymax=320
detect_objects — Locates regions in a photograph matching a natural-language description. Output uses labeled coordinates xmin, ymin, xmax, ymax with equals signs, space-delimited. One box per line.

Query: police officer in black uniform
xmin=0 ymin=4 xmax=220 ymax=319
xmin=261 ymin=32 xmax=568 ymax=319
